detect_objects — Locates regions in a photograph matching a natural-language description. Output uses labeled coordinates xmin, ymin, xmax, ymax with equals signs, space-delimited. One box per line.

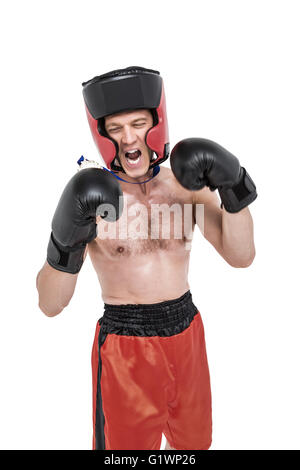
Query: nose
xmin=121 ymin=125 xmax=137 ymax=146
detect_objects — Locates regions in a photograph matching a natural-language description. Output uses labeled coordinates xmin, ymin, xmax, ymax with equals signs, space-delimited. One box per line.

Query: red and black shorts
xmin=91 ymin=291 xmax=212 ymax=450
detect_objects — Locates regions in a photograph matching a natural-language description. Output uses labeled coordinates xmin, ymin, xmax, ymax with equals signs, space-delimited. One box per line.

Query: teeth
xmin=127 ymin=156 xmax=140 ymax=165
xmin=127 ymin=149 xmax=138 ymax=154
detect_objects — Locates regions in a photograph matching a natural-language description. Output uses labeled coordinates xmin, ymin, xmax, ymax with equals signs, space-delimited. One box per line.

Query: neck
xmin=115 ymin=167 xmax=159 ymax=196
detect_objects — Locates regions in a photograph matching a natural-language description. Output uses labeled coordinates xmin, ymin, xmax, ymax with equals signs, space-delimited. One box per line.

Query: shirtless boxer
xmin=36 ymin=67 xmax=257 ymax=450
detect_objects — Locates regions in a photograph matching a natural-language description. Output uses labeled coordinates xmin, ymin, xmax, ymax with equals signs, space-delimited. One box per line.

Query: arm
xmin=171 ymin=138 xmax=257 ymax=268
xmin=36 ymin=261 xmax=79 ymax=317
xmin=36 ymin=247 xmax=89 ymax=317
xmin=193 ymin=187 xmax=255 ymax=267
xmin=37 ymin=167 xmax=123 ymax=317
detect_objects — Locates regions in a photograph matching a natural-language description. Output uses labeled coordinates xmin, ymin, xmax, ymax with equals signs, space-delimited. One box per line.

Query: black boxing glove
xmin=47 ymin=168 xmax=123 ymax=274
xmin=170 ymin=138 xmax=257 ymax=213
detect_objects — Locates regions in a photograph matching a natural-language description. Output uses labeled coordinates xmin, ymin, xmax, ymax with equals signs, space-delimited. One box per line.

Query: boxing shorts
xmin=91 ymin=291 xmax=212 ymax=450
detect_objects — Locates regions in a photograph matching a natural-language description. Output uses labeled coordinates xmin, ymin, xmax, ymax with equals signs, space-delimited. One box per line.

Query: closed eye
xmin=108 ymin=127 xmax=121 ymax=133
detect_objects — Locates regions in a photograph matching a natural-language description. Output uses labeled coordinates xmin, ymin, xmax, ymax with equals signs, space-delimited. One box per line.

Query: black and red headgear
xmin=82 ymin=66 xmax=169 ymax=172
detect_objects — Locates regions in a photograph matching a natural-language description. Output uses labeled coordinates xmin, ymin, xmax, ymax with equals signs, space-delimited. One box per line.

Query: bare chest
xmin=94 ymin=190 xmax=194 ymax=258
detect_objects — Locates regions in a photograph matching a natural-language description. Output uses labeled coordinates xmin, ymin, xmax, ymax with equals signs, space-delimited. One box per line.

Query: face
xmin=105 ymin=109 xmax=154 ymax=179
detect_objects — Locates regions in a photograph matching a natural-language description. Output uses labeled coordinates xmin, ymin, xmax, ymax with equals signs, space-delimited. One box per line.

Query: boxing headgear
xmin=82 ymin=66 xmax=169 ymax=172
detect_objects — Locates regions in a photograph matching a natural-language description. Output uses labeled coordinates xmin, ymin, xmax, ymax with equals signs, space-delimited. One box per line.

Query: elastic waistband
xmin=100 ymin=291 xmax=198 ymax=337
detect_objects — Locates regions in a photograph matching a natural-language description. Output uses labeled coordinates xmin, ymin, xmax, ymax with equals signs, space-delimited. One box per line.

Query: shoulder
xmin=192 ymin=185 xmax=221 ymax=208
xmin=157 ymin=166 xmax=219 ymax=206
xmin=157 ymin=165 xmax=172 ymax=179
xmin=157 ymin=166 xmax=192 ymax=197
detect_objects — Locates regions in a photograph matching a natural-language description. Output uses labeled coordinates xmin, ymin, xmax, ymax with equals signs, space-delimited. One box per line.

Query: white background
xmin=0 ymin=0 xmax=299 ymax=450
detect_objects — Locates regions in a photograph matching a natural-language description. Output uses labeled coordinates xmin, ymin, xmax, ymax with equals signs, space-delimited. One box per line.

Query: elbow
xmin=232 ymin=259 xmax=253 ymax=269
xmin=226 ymin=249 xmax=256 ymax=269
xmin=38 ymin=300 xmax=69 ymax=317
xmin=39 ymin=302 xmax=63 ymax=317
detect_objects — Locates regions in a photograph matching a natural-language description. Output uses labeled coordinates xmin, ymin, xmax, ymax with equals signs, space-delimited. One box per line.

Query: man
xmin=36 ymin=66 xmax=256 ymax=450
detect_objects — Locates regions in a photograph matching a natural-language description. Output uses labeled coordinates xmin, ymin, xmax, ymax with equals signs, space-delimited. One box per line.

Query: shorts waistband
xmin=100 ymin=291 xmax=198 ymax=337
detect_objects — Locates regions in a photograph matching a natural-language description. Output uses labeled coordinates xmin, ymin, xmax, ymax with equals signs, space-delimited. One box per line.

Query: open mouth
xmin=125 ymin=149 xmax=142 ymax=166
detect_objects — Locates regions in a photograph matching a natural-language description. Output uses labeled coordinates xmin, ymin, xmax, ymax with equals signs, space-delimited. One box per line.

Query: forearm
xmin=36 ymin=261 xmax=79 ymax=316
xmin=221 ymin=206 xmax=255 ymax=268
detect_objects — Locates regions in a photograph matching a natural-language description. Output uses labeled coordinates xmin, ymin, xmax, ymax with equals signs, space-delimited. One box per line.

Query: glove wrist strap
xmin=47 ymin=233 xmax=86 ymax=274
xmin=218 ymin=167 xmax=257 ymax=213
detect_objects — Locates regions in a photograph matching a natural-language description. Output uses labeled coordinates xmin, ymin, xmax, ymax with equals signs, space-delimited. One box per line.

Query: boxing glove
xmin=47 ymin=168 xmax=123 ymax=274
xmin=170 ymin=138 xmax=257 ymax=213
